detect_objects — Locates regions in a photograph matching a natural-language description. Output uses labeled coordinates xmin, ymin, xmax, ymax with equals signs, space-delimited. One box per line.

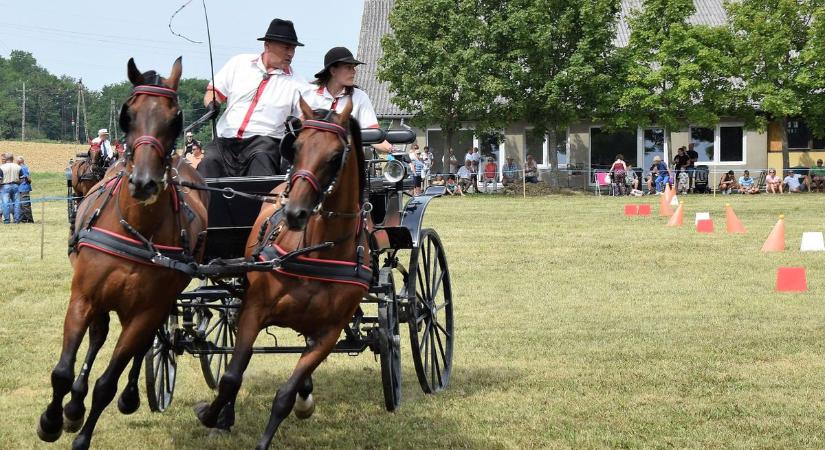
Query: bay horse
xmin=70 ymin=140 xmax=106 ymax=199
xmin=194 ymin=99 xmax=370 ymax=449
xmin=37 ymin=57 xmax=209 ymax=450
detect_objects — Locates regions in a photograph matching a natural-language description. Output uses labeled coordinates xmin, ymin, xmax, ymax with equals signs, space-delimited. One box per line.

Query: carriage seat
xmin=360 ymin=128 xmax=416 ymax=145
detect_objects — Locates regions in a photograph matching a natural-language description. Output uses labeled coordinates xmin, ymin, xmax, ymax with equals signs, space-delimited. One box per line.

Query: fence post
xmin=40 ymin=200 xmax=45 ymax=260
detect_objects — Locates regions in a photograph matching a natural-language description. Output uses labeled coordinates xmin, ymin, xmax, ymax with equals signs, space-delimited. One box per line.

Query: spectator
xmin=481 ymin=157 xmax=498 ymax=193
xmin=738 ymin=169 xmax=759 ymax=194
xmin=718 ymin=170 xmax=737 ymax=194
xmin=447 ymin=148 xmax=459 ymax=174
xmin=686 ymin=143 xmax=699 ymax=191
xmin=609 ymin=154 xmax=627 ymax=196
xmin=502 ymin=156 xmax=519 ymax=186
xmin=652 ymin=156 xmax=670 ymax=194
xmin=408 ymin=149 xmax=425 ymax=195
xmin=184 ymin=131 xmax=200 ymax=156
xmin=91 ymin=129 xmax=115 ymax=165
xmin=626 ymin=164 xmax=642 ymax=196
xmin=16 ymin=156 xmax=33 ymax=223
xmin=456 ymin=160 xmax=473 ymax=193
xmin=524 ymin=155 xmax=539 ymax=183
xmin=421 ymin=146 xmax=434 ymax=187
xmin=445 ymin=175 xmax=464 ymax=196
xmin=784 ymin=170 xmax=806 ymax=193
xmin=430 ymin=174 xmax=445 ymax=186
xmin=0 ymin=153 xmax=22 ymax=224
xmin=810 ymin=159 xmax=825 ymax=192
xmin=765 ymin=168 xmax=782 ymax=194
xmin=186 ymin=142 xmax=205 ymax=169
xmin=464 ymin=147 xmax=480 ymax=166
xmin=673 ymin=147 xmax=690 ymax=172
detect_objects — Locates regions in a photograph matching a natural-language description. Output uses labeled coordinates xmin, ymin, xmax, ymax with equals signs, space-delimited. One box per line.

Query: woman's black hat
xmin=314 ymin=47 xmax=363 ymax=78
xmin=257 ymin=19 xmax=304 ymax=46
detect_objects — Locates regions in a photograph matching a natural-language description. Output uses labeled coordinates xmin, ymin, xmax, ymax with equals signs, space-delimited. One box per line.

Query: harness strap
xmin=132 ymin=135 xmax=167 ymax=160
xmin=258 ymin=245 xmax=372 ymax=289
xmin=290 ymin=169 xmax=321 ymax=193
xmin=76 ymin=227 xmax=197 ymax=277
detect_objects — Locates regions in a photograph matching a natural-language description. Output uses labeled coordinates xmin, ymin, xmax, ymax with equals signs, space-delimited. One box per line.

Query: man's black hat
xmin=257 ymin=19 xmax=304 ymax=46
xmin=314 ymin=47 xmax=363 ymax=78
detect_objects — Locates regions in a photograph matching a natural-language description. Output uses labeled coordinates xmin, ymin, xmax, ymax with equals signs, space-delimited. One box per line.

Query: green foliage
xmin=610 ymin=0 xmax=741 ymax=136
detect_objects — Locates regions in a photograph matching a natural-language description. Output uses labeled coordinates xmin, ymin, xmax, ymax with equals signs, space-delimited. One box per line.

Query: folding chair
xmin=593 ymin=171 xmax=611 ymax=196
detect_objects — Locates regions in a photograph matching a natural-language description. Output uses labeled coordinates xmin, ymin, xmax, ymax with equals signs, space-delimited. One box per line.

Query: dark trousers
xmin=197 ymin=135 xmax=282 ymax=178
xmin=19 ymin=192 xmax=33 ymax=222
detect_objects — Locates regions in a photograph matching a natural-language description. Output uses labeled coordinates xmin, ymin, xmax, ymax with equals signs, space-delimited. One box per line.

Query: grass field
xmin=0 ymin=141 xmax=88 ymax=173
xmin=3 ymin=172 xmax=825 ymax=449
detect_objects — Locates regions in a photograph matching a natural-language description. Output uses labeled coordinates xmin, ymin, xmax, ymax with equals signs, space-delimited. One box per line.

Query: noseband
xmin=284 ymin=116 xmax=351 ymax=209
xmin=122 ymin=85 xmax=181 ymax=163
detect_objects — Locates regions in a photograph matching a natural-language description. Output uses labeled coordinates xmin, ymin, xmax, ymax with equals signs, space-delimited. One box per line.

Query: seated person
xmin=524 ymin=155 xmax=538 ymax=183
xmin=810 ymin=159 xmax=825 ymax=192
xmin=652 ymin=156 xmax=669 ymax=194
xmin=676 ymin=171 xmax=690 ymax=194
xmin=784 ymin=170 xmax=806 ymax=193
xmin=481 ymin=157 xmax=497 ymax=193
xmin=718 ymin=170 xmax=737 ymax=194
xmin=456 ymin=160 xmax=473 ymax=193
xmin=431 ymin=174 xmax=446 ymax=186
xmin=765 ymin=168 xmax=782 ymax=193
xmin=502 ymin=157 xmax=519 ymax=186
xmin=738 ymin=169 xmax=759 ymax=194
xmin=185 ymin=142 xmax=205 ymax=169
xmin=625 ymin=165 xmax=643 ymax=196
xmin=445 ymin=175 xmax=464 ymax=196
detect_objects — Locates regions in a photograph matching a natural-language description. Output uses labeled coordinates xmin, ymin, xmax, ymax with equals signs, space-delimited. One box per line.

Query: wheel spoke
xmin=431 ymin=270 xmax=444 ymax=300
xmin=434 ymin=323 xmax=447 ymax=372
xmin=205 ymin=317 xmax=221 ymax=337
xmin=434 ymin=320 xmax=451 ymax=338
xmin=419 ymin=320 xmax=432 ymax=352
xmin=430 ymin=323 xmax=438 ymax=387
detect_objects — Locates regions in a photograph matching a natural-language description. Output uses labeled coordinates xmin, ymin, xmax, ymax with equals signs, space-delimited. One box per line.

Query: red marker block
xmin=624 ymin=204 xmax=638 ymax=216
xmin=638 ymin=204 xmax=651 ymax=216
xmin=776 ymin=267 xmax=807 ymax=292
xmin=696 ymin=219 xmax=714 ymax=233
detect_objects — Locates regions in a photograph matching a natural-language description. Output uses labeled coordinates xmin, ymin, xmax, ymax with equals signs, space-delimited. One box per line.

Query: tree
xmin=379 ymin=0 xmax=510 ymax=170
xmin=495 ymin=0 xmax=621 ymax=185
xmin=611 ymin=0 xmax=740 ymax=160
xmin=727 ymin=0 xmax=824 ymax=170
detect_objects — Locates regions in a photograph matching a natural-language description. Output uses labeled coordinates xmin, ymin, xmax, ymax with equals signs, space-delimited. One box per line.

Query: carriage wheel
xmin=145 ymin=314 xmax=178 ymax=412
xmin=407 ymin=229 xmax=453 ymax=394
xmin=66 ymin=182 xmax=77 ymax=226
xmin=198 ymin=296 xmax=239 ymax=390
xmin=377 ymin=268 xmax=402 ymax=411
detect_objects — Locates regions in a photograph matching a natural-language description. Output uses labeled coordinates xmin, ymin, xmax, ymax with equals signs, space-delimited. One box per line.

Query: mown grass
xmin=3 ymin=179 xmax=825 ymax=449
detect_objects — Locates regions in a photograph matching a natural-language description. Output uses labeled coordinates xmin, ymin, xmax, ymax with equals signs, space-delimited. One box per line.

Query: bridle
xmin=283 ymin=110 xmax=353 ymax=212
xmin=120 ymin=84 xmax=182 ymax=164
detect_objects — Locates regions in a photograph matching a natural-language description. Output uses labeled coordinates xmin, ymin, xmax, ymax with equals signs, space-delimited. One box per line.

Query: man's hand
xmin=205 ymin=100 xmax=221 ymax=121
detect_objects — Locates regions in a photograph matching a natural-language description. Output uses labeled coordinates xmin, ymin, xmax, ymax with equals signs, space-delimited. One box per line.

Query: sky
xmin=0 ymin=0 xmax=366 ymax=90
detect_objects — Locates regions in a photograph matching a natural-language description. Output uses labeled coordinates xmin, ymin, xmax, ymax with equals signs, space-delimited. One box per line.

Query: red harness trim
xmin=255 ymin=243 xmax=372 ymax=290
xmin=90 ymin=226 xmax=184 ymax=251
xmin=270 ymin=268 xmax=370 ymax=289
xmin=132 ymin=135 xmax=167 ymax=160
xmin=272 ymin=243 xmax=370 ymax=270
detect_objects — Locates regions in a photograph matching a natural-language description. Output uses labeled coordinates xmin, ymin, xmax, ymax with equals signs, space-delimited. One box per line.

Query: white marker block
xmin=694 ymin=212 xmax=710 ymax=225
xmin=800 ymin=232 xmax=825 ymax=252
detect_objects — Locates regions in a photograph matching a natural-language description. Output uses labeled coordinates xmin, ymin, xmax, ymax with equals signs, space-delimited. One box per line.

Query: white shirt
xmin=210 ymin=53 xmax=306 ymax=139
xmin=92 ymin=137 xmax=113 ymax=159
xmin=465 ymin=152 xmax=480 ymax=163
xmin=303 ymin=85 xmax=379 ymax=128
xmin=422 ymin=151 xmax=434 ymax=170
xmin=784 ymin=174 xmax=801 ymax=190
xmin=456 ymin=166 xmax=472 ymax=180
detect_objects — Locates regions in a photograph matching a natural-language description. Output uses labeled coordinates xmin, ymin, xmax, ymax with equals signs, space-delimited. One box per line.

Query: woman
xmin=610 ymin=154 xmax=628 ymax=195
xmin=766 ymin=168 xmax=782 ymax=193
xmin=524 ymin=155 xmax=539 ymax=183
xmin=305 ymin=47 xmax=391 ymax=153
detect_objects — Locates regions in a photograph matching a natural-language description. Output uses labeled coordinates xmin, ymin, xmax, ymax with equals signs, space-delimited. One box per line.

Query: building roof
xmin=358 ymin=0 xmax=728 ymax=119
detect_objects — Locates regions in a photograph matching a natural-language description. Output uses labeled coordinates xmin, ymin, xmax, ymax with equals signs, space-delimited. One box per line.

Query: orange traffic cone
xmin=667 ymin=201 xmax=684 ymax=227
xmin=664 ymin=183 xmax=673 ymax=204
xmin=725 ymin=204 xmax=746 ymax=234
xmin=761 ymin=215 xmax=785 ymax=252
xmin=659 ymin=188 xmax=674 ymax=217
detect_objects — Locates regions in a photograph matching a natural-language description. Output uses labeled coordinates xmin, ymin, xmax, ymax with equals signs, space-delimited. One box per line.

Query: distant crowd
xmin=0 ymin=152 xmax=34 ymax=224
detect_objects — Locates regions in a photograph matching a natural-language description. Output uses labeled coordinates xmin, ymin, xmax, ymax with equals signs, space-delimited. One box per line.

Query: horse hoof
xmin=71 ymin=434 xmax=90 ymax=450
xmin=194 ymin=401 xmax=217 ymax=428
xmin=37 ymin=413 xmax=63 ymax=442
xmin=63 ymin=412 xmax=84 ymax=433
xmin=117 ymin=387 xmax=140 ymax=415
xmin=294 ymin=393 xmax=315 ymax=419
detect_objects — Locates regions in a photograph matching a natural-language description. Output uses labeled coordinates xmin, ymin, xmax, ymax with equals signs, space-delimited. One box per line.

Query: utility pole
xmin=20 ymin=82 xmax=26 ymax=141
xmin=75 ymin=81 xmax=81 ymax=142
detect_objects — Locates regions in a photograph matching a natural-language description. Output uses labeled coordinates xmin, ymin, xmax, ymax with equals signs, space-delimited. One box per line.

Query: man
xmin=652 ymin=155 xmax=670 ymax=194
xmin=784 ymin=170 xmax=806 ymax=193
xmin=810 ymin=159 xmax=825 ymax=192
xmin=421 ymin=146 xmax=434 ymax=188
xmin=686 ymin=143 xmax=699 ymax=192
xmin=186 ymin=142 xmax=205 ymax=169
xmin=0 ymin=153 xmax=22 ymax=224
xmin=184 ymin=132 xmax=200 ymax=156
xmin=456 ymin=159 xmax=473 ymax=193
xmin=16 ymin=156 xmax=33 ymax=223
xmin=481 ymin=157 xmax=498 ymax=193
xmin=502 ymin=156 xmax=519 ymax=185
xmin=737 ymin=169 xmax=759 ymax=194
xmin=447 ymin=148 xmax=459 ymax=174
xmin=92 ymin=129 xmax=115 ymax=164
xmin=197 ymin=18 xmax=306 ymax=178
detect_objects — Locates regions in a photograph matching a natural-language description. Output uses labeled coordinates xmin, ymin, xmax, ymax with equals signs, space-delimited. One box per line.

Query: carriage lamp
xmin=65 ymin=163 xmax=73 ymax=180
xmin=384 ymin=159 xmax=407 ymax=183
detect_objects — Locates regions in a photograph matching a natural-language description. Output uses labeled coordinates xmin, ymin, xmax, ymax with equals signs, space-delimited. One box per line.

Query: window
xmin=642 ymin=128 xmax=664 ymax=170
xmin=787 ymin=120 xmax=810 ymax=149
xmin=719 ymin=126 xmax=743 ymax=162
xmin=426 ymin=129 xmax=475 ymax=173
xmin=591 ymin=127 xmax=635 ymax=170
xmin=690 ymin=127 xmax=715 ymax=163
xmin=524 ymin=129 xmax=568 ymax=168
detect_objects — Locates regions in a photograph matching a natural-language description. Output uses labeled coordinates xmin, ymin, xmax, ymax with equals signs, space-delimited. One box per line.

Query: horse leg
xmin=195 ymin=309 xmax=263 ymax=431
xmin=71 ymin=315 xmax=158 ymax=450
xmin=293 ymin=375 xmax=314 ymax=419
xmin=37 ymin=298 xmax=94 ymax=443
xmin=255 ymin=328 xmax=340 ymax=450
xmin=63 ymin=313 xmax=110 ymax=433
xmin=116 ymin=351 xmax=147 ymax=415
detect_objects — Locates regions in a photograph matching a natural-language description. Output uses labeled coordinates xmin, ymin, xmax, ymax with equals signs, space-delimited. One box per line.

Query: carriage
xmin=141 ymin=128 xmax=454 ymax=413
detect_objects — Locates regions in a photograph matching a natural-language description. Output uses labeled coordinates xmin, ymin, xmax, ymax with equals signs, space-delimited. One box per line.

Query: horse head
xmin=120 ymin=57 xmax=183 ymax=202
xmin=283 ymin=98 xmax=361 ymax=230
xmin=87 ymin=140 xmax=102 ymax=167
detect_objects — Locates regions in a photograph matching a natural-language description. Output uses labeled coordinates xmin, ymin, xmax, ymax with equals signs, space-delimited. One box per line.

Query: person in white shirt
xmin=456 ymin=159 xmax=473 ymax=193
xmin=91 ymin=129 xmax=115 ymax=165
xmin=304 ymin=46 xmax=391 ymax=154
xmin=783 ymin=170 xmax=806 ymax=193
xmin=198 ymin=19 xmax=306 ymax=178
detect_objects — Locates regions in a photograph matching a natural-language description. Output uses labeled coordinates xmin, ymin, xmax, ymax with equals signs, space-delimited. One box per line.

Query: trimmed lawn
xmin=2 ymin=180 xmax=825 ymax=449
